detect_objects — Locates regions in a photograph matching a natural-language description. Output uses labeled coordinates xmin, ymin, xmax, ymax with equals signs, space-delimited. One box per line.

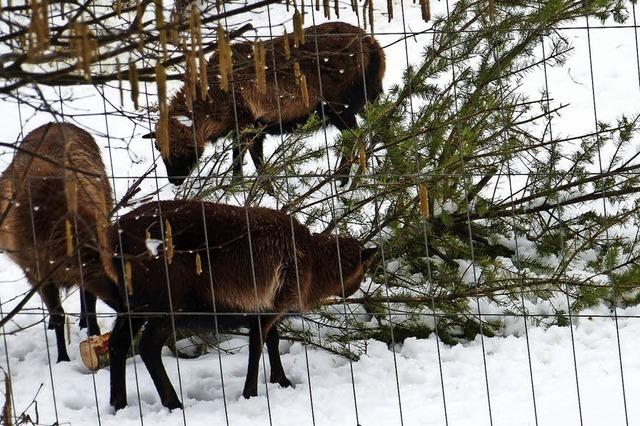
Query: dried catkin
xmin=156 ymin=62 xmax=170 ymax=160
xmin=129 ymin=59 xmax=139 ymax=109
xmin=358 ymin=143 xmax=367 ymax=174
xmin=195 ymin=253 xmax=202 ymax=275
xmin=124 ymin=261 xmax=133 ymax=295
xmin=420 ymin=0 xmax=430 ymax=22
xmin=300 ymin=73 xmax=309 ymax=107
xmin=96 ymin=192 xmax=110 ymax=273
xmin=283 ymin=30 xmax=291 ymax=60
xmin=116 ymin=57 xmax=124 ymax=106
xmin=419 ymin=184 xmax=429 ymax=218
xmin=156 ymin=60 xmax=168 ymax=108
xmin=334 ymin=0 xmax=339 ymax=18
xmin=71 ymin=23 xmax=97 ymax=81
xmin=387 ymin=0 xmax=393 ymax=22
xmin=488 ymin=0 xmax=494 ymax=23
xmin=169 ymin=9 xmax=180 ymax=45
xmin=190 ymin=7 xmax=203 ymax=52
xmin=164 ymin=219 xmax=174 ymax=264
xmin=293 ymin=10 xmax=305 ymax=47
xmin=323 ymin=0 xmax=329 ymax=18
xmin=293 ymin=60 xmax=301 ymax=82
xmin=198 ymin=51 xmax=208 ymax=100
xmin=155 ymin=118 xmax=169 ymax=158
xmin=145 ymin=230 xmax=153 ymax=256
xmin=217 ymin=25 xmax=232 ymax=91
xmin=135 ymin=0 xmax=144 ymax=52
xmin=185 ymin=48 xmax=197 ymax=103
xmin=253 ymin=41 xmax=266 ymax=94
xmin=82 ymin=29 xmax=96 ymax=80
xmin=155 ymin=0 xmax=168 ymax=60
xmin=27 ymin=0 xmax=50 ymax=59
xmin=65 ymin=219 xmax=74 ymax=257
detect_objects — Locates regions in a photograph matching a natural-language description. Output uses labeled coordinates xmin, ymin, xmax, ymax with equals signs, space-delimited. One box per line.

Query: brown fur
xmin=153 ymin=21 xmax=386 ymax=185
xmin=108 ymin=200 xmax=376 ymax=410
xmin=0 ymin=123 xmax=118 ymax=362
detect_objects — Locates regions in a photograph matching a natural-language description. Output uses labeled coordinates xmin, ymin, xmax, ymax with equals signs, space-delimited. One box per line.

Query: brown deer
xmin=0 ymin=123 xmax=120 ymax=363
xmin=144 ymin=21 xmax=385 ymax=186
xmin=107 ymin=200 xmax=377 ymax=410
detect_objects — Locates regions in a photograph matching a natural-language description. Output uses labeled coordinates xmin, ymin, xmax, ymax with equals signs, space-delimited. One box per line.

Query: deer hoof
xmin=164 ymin=398 xmax=184 ymax=411
xmin=270 ymin=374 xmax=292 ymax=389
xmin=242 ymin=386 xmax=258 ymax=399
xmin=111 ymin=395 xmax=127 ymax=411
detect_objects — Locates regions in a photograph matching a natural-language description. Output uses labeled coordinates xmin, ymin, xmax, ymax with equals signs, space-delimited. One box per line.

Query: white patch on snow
xmin=442 ymin=200 xmax=458 ymax=213
xmin=455 ymin=259 xmax=478 ymax=285
xmin=145 ymin=238 xmax=163 ymax=256
xmin=386 ymin=260 xmax=400 ymax=273
xmin=173 ymin=115 xmax=193 ymax=127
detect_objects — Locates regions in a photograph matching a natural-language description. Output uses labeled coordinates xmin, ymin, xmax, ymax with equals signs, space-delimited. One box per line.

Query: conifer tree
xmin=190 ymin=0 xmax=639 ymax=357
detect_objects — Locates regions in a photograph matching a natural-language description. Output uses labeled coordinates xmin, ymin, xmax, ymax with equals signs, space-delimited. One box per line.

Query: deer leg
xmin=79 ymin=288 xmax=88 ymax=329
xmin=39 ymin=282 xmax=69 ymax=363
xmin=242 ymin=314 xmax=280 ymax=399
xmin=247 ymin=134 xmax=275 ymax=194
xmin=332 ymin=113 xmax=358 ymax=187
xmin=266 ymin=324 xmax=292 ymax=388
xmin=109 ymin=315 xmax=145 ymax=411
xmin=139 ymin=318 xmax=183 ymax=411
xmin=79 ymin=288 xmax=100 ymax=336
xmin=248 ymin=134 xmax=265 ymax=172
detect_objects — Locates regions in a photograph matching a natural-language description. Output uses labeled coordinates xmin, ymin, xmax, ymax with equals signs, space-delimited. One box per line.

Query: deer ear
xmin=142 ymin=131 xmax=156 ymax=139
xmin=361 ymin=247 xmax=378 ymax=262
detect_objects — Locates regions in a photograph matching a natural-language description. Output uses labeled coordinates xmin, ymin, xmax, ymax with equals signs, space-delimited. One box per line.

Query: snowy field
xmin=2 ymin=0 xmax=640 ymax=425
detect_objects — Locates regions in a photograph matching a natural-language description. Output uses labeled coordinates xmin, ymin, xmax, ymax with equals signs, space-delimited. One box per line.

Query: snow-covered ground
xmin=2 ymin=282 xmax=640 ymax=426
xmin=1 ymin=0 xmax=640 ymax=425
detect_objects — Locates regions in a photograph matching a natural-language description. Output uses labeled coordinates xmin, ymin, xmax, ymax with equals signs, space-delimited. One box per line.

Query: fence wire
xmin=1 ymin=1 xmax=640 ymax=425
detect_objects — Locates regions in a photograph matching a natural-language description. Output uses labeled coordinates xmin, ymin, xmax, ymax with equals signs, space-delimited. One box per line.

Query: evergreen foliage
xmin=192 ymin=0 xmax=640 ymax=357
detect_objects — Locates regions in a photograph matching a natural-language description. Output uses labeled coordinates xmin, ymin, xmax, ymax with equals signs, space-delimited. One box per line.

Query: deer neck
xmin=310 ymin=244 xmax=347 ymax=302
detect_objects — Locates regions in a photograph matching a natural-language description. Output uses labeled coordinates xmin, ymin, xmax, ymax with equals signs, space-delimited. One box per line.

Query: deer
xmin=0 ymin=122 xmax=120 ymax=363
xmin=144 ymin=21 xmax=386 ymax=187
xmin=107 ymin=199 xmax=377 ymax=410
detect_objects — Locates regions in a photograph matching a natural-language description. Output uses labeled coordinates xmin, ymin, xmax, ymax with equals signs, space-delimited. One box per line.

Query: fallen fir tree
xmin=185 ymin=0 xmax=640 ymax=359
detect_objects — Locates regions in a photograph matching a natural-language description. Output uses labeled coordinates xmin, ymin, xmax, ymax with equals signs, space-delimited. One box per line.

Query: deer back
xmin=113 ymin=200 xmax=315 ymax=314
xmin=0 ymin=123 xmax=114 ymax=287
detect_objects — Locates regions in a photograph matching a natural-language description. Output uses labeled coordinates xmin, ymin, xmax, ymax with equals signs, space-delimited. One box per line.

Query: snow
xmin=1 ymin=0 xmax=640 ymax=425
xmin=173 ymin=116 xmax=194 ymax=128
xmin=2 ymin=276 xmax=640 ymax=426
xmin=145 ymin=238 xmax=164 ymax=257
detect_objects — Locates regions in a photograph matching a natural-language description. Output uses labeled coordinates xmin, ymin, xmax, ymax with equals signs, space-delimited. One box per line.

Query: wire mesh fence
xmin=1 ymin=0 xmax=640 ymax=425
